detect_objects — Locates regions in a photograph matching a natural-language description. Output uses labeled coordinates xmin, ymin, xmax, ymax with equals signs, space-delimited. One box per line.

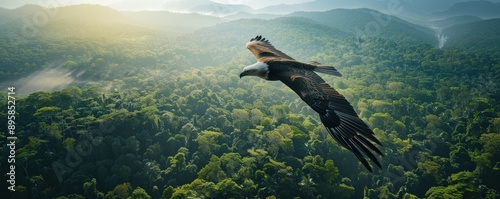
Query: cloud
xmin=13 ymin=63 xmax=77 ymax=95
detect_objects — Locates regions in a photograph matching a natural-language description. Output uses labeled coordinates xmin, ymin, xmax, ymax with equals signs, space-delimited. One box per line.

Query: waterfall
xmin=431 ymin=26 xmax=448 ymax=48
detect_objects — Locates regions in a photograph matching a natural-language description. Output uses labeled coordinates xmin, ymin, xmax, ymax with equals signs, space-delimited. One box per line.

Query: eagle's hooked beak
xmin=239 ymin=71 xmax=249 ymax=78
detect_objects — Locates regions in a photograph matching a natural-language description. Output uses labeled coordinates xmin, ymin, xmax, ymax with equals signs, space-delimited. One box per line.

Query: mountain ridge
xmin=433 ymin=1 xmax=500 ymax=19
xmin=2 ymin=3 xmax=499 ymax=49
xmin=123 ymin=10 xmax=222 ymax=32
xmin=162 ymin=0 xmax=253 ymax=16
xmin=289 ymin=9 xmax=437 ymax=45
xmin=444 ymin=18 xmax=500 ymax=53
xmin=429 ymin=15 xmax=483 ymax=29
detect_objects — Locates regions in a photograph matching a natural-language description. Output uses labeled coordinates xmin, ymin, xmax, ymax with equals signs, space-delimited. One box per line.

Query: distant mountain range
xmin=117 ymin=0 xmax=500 ymax=20
xmin=123 ymin=11 xmax=222 ymax=32
xmin=1 ymin=3 xmax=499 ymax=51
xmin=433 ymin=1 xmax=500 ymax=19
xmin=109 ymin=0 xmax=167 ymax=11
xmin=2 ymin=0 xmax=500 ymax=21
xmin=0 ymin=4 xmax=224 ymax=34
xmin=429 ymin=15 xmax=483 ymax=29
xmin=155 ymin=0 xmax=391 ymax=16
xmin=255 ymin=0 xmax=383 ymax=14
xmin=161 ymin=0 xmax=252 ymax=16
xmin=289 ymin=9 xmax=437 ymax=44
xmin=222 ymin=12 xmax=278 ymax=21
xmin=154 ymin=0 xmax=500 ymax=39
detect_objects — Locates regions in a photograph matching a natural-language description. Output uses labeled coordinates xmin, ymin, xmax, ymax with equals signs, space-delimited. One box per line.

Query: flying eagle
xmin=240 ymin=35 xmax=384 ymax=172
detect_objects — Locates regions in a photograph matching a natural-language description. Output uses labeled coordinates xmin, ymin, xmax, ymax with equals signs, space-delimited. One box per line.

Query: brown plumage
xmin=240 ymin=35 xmax=384 ymax=172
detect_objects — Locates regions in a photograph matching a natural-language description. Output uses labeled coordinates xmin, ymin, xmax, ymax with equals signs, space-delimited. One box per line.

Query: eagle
xmin=239 ymin=35 xmax=384 ymax=172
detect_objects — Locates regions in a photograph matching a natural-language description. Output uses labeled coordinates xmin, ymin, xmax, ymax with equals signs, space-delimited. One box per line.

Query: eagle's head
xmin=240 ymin=62 xmax=269 ymax=80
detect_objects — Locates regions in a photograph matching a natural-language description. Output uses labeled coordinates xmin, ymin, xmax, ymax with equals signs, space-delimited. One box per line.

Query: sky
xmin=0 ymin=0 xmax=499 ymax=10
xmin=210 ymin=0 xmax=314 ymax=8
xmin=0 ymin=0 xmax=313 ymax=9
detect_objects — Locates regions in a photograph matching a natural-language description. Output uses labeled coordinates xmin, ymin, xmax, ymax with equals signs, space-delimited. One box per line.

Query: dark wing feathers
xmin=245 ymin=36 xmax=383 ymax=172
xmin=250 ymin=35 xmax=269 ymax=43
xmin=322 ymin=89 xmax=383 ymax=171
xmin=276 ymin=64 xmax=383 ymax=172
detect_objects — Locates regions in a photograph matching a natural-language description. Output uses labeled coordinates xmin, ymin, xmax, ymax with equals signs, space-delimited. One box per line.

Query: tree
xmin=298 ymin=175 xmax=318 ymax=198
xmin=112 ymin=183 xmax=132 ymax=199
xmin=442 ymin=171 xmax=496 ymax=198
xmin=250 ymin=108 xmax=264 ymax=125
xmin=130 ymin=187 xmax=151 ymax=199
xmin=198 ymin=155 xmax=226 ymax=183
xmin=369 ymin=112 xmax=393 ymax=129
xmin=215 ymin=179 xmax=243 ymax=198
xmin=481 ymin=134 xmax=500 ymax=163
xmin=161 ymin=186 xmax=174 ymax=199
xmin=62 ymin=138 xmax=77 ymax=151
xmin=33 ymin=106 xmax=61 ymax=122
xmin=139 ymin=106 xmax=162 ymax=131
xmin=338 ymin=178 xmax=355 ymax=199
xmin=164 ymin=151 xmax=187 ymax=179
xmin=196 ymin=130 xmax=222 ymax=159
xmin=292 ymin=130 xmax=309 ymax=158
xmin=270 ymin=104 xmax=290 ymax=123
xmin=232 ymin=108 xmax=251 ymax=130
xmin=418 ymin=160 xmax=443 ymax=184
xmin=83 ymin=178 xmax=103 ymax=199
xmin=219 ymin=153 xmax=243 ymax=178
xmin=17 ymin=137 xmax=48 ymax=176
xmin=170 ymin=179 xmax=216 ymax=199
xmin=449 ymin=146 xmax=475 ymax=171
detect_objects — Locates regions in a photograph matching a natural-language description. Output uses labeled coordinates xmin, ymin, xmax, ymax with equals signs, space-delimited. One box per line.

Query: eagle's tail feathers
xmin=308 ymin=61 xmax=342 ymax=77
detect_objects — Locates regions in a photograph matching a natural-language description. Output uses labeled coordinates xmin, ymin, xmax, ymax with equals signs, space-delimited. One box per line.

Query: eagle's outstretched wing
xmin=277 ymin=63 xmax=383 ymax=172
xmin=246 ymin=36 xmax=342 ymax=77
xmin=246 ymin=35 xmax=295 ymax=61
